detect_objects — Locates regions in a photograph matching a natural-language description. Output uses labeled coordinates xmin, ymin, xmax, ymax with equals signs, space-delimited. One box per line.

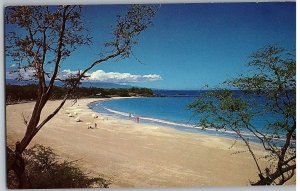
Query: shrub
xmin=7 ymin=144 xmax=110 ymax=189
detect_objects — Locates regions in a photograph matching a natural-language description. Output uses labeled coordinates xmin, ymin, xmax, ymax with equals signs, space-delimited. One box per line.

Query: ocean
xmin=89 ymin=90 xmax=290 ymax=145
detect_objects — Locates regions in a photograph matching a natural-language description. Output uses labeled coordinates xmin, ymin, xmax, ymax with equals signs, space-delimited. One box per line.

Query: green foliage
xmin=188 ymin=90 xmax=251 ymax=130
xmin=6 ymin=84 xmax=38 ymax=102
xmin=6 ymin=84 xmax=154 ymax=103
xmin=189 ymin=45 xmax=296 ymax=185
xmin=8 ymin=145 xmax=110 ymax=189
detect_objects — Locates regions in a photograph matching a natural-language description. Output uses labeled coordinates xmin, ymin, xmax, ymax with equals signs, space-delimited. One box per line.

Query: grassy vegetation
xmin=7 ymin=144 xmax=110 ymax=189
xmin=6 ymin=84 xmax=154 ymax=104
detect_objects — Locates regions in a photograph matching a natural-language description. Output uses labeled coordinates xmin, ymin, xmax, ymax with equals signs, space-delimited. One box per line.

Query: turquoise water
xmin=88 ymin=96 xmax=289 ymax=144
xmin=102 ymin=97 xmax=197 ymax=125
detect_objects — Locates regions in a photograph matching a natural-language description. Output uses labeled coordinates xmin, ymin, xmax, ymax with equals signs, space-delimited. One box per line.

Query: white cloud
xmin=62 ymin=69 xmax=162 ymax=83
xmin=6 ymin=67 xmax=36 ymax=80
xmin=6 ymin=68 xmax=163 ymax=83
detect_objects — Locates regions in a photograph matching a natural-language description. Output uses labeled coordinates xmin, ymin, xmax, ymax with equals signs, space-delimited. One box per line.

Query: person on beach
xmin=136 ymin=116 xmax=140 ymax=123
xmin=129 ymin=113 xmax=132 ymax=118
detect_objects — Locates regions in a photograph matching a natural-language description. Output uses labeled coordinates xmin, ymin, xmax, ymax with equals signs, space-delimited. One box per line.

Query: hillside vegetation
xmin=6 ymin=84 xmax=154 ymax=104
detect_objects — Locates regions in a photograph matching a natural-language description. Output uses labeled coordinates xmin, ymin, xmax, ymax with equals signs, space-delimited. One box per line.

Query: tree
xmin=5 ymin=5 xmax=157 ymax=188
xmin=188 ymin=45 xmax=295 ymax=185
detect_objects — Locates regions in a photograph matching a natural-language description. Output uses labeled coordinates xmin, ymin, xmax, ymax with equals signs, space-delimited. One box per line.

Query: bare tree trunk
xmin=7 ymin=142 xmax=26 ymax=188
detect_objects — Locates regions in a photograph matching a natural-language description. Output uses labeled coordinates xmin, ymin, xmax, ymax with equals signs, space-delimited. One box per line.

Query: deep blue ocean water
xmin=89 ymin=91 xmax=289 ymax=144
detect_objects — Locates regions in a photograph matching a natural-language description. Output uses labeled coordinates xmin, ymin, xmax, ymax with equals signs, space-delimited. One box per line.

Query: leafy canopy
xmin=189 ymin=45 xmax=296 ymax=185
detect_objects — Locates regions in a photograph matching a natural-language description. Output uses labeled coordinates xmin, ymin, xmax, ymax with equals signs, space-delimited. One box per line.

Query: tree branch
xmin=46 ymin=5 xmax=69 ymax=94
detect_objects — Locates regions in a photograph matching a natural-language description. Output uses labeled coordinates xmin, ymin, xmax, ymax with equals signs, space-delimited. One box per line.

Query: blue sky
xmin=6 ymin=2 xmax=296 ymax=90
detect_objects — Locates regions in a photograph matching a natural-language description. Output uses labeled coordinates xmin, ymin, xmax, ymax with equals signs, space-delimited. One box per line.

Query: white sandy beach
xmin=6 ymin=98 xmax=278 ymax=188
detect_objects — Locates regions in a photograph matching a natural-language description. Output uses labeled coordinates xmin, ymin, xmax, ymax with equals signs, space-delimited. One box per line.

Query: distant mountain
xmin=153 ymin=89 xmax=203 ymax=97
xmin=80 ymin=81 xmax=132 ymax=89
xmin=5 ymin=79 xmax=132 ymax=89
xmin=6 ymin=79 xmax=37 ymax=86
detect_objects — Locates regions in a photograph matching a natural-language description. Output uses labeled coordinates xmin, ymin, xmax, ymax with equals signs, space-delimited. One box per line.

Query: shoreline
xmin=6 ymin=97 xmax=289 ymax=187
xmin=88 ymin=97 xmax=287 ymax=145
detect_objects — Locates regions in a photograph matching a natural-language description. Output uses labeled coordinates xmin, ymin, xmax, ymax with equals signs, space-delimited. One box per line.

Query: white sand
xmin=6 ymin=98 xmax=289 ymax=188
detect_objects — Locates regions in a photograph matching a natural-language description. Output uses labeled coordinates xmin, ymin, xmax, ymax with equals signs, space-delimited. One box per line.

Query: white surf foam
xmin=101 ymin=106 xmax=289 ymax=141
